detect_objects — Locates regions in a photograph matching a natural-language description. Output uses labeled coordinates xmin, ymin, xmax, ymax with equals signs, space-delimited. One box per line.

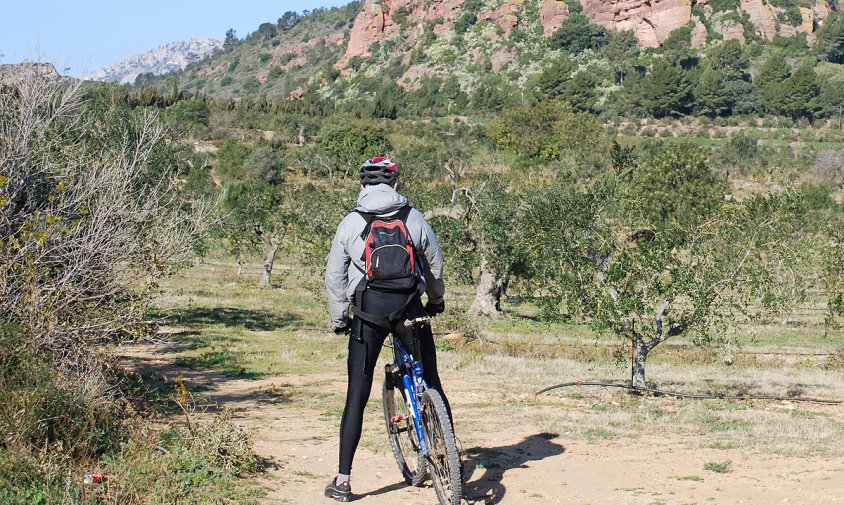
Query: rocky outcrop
xmin=480 ymin=1 xmax=524 ymax=37
xmin=712 ymin=13 xmax=746 ymax=42
xmin=347 ymin=0 xmax=390 ymax=58
xmin=691 ymin=16 xmax=708 ymax=48
xmin=346 ymin=0 xmax=463 ymax=59
xmin=540 ymin=0 xmax=570 ymax=36
xmin=813 ymin=0 xmax=830 ymax=22
xmin=581 ymin=0 xmax=694 ymax=47
xmin=345 ymin=0 xmax=830 ymax=61
xmin=490 ymin=49 xmax=517 ymax=71
xmin=777 ymin=7 xmax=815 ymax=39
xmin=273 ymin=34 xmax=344 ymax=71
xmin=740 ymin=0 xmax=777 ymax=40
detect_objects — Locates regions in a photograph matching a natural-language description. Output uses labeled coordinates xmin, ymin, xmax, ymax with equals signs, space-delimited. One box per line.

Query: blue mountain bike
xmin=381 ymin=316 xmax=462 ymax=505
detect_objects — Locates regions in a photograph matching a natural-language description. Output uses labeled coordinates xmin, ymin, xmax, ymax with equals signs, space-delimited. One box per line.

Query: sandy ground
xmin=120 ymin=344 xmax=844 ymax=505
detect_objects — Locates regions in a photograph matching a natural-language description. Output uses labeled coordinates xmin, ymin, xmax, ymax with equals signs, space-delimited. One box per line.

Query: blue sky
xmin=1 ymin=1 xmax=352 ymax=77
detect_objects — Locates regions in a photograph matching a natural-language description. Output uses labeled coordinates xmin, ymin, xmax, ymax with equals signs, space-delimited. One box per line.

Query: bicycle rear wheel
xmin=382 ymin=378 xmax=428 ymax=486
xmin=420 ymin=389 xmax=461 ymax=505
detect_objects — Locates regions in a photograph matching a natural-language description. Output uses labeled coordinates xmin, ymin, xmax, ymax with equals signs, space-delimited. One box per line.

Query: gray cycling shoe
xmin=324 ymin=479 xmax=351 ymax=502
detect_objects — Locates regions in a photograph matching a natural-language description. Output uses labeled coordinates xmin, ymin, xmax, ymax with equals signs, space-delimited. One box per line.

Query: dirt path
xmin=120 ymin=344 xmax=844 ymax=505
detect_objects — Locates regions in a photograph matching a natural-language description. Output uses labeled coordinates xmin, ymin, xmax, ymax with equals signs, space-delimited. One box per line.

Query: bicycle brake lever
xmin=404 ymin=316 xmax=431 ymax=328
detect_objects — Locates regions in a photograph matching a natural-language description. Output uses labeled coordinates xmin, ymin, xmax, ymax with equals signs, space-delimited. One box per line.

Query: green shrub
xmin=0 ymin=326 xmax=122 ymax=461
xmin=267 ymin=66 xmax=283 ymax=81
xmin=777 ymin=7 xmax=803 ymax=26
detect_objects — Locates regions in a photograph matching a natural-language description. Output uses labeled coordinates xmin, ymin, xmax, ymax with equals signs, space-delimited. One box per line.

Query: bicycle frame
xmin=391 ymin=326 xmax=431 ymax=457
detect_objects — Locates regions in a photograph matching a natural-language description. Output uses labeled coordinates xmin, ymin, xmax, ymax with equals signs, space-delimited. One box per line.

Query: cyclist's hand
xmin=425 ymin=300 xmax=445 ymax=317
xmin=333 ymin=317 xmax=351 ymax=335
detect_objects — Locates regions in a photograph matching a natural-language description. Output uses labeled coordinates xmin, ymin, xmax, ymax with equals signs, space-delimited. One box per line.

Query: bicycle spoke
xmin=420 ymin=389 xmax=462 ymax=505
xmin=383 ymin=378 xmax=428 ymax=486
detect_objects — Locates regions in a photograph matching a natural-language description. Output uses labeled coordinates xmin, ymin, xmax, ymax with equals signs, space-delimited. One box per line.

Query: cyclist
xmin=324 ymin=157 xmax=451 ymax=502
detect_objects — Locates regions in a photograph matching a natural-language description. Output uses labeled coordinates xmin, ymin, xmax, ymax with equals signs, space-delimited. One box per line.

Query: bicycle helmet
xmin=359 ymin=157 xmax=399 ymax=186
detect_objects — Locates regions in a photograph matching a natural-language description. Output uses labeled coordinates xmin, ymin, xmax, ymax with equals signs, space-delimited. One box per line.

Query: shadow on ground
xmin=119 ymin=343 xmax=299 ymax=416
xmin=352 ymin=433 xmax=567 ymax=503
xmin=462 ymin=433 xmax=566 ymax=504
xmin=150 ymin=307 xmax=305 ymax=332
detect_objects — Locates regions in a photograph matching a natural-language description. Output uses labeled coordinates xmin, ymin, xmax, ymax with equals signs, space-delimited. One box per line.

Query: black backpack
xmin=357 ymin=205 xmax=419 ymax=291
xmin=351 ymin=206 xmax=420 ymax=330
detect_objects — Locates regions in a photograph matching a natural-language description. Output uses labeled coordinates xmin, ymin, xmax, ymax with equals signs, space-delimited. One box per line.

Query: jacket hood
xmin=355 ymin=184 xmax=408 ymax=214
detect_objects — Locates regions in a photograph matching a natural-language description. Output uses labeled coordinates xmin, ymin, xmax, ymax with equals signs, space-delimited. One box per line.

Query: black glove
xmin=333 ymin=319 xmax=351 ymax=335
xmin=425 ymin=300 xmax=445 ymax=317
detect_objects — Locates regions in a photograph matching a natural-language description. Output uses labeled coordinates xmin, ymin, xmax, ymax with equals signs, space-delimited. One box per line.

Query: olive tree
xmin=524 ymin=143 xmax=819 ymax=387
xmin=424 ymin=170 xmax=526 ymax=319
xmin=823 ymin=211 xmax=844 ymax=328
xmin=222 ymin=180 xmax=290 ymax=288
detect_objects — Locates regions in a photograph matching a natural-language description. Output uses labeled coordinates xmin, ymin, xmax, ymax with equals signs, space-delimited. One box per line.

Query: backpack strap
xmin=355 ymin=205 xmax=412 ymax=242
xmin=349 ymin=290 xmax=417 ymax=330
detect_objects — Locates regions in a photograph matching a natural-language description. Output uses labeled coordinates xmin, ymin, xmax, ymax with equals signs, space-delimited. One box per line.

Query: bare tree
xmin=0 ymin=64 xmax=212 ymax=372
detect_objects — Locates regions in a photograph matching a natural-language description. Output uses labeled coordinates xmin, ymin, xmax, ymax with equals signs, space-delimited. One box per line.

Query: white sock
xmin=336 ymin=473 xmax=350 ymax=486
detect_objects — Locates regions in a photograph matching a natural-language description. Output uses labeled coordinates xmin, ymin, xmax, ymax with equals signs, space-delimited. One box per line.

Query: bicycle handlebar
xmin=403 ymin=316 xmax=431 ymax=328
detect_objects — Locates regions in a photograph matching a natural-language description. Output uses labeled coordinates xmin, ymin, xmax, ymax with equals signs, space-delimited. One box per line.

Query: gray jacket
xmin=325 ymin=184 xmax=446 ymax=328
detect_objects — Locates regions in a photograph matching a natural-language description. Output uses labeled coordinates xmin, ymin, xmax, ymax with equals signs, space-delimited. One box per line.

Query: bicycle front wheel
xmin=420 ymin=389 xmax=462 ymax=505
xmin=382 ymin=378 xmax=428 ymax=486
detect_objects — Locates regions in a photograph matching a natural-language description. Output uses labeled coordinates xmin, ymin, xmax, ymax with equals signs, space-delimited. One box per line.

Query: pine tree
xmin=533 ymin=56 xmax=573 ymax=101
xmin=638 ymin=60 xmax=693 ymax=118
xmin=757 ymin=53 xmax=791 ymax=114
xmin=603 ymin=30 xmax=639 ymax=83
xmin=695 ymin=69 xmax=730 ymax=117
xmin=781 ymin=64 xmax=820 ymax=119
xmin=815 ymin=11 xmax=844 ymax=64
xmin=224 ymin=29 xmax=238 ymax=51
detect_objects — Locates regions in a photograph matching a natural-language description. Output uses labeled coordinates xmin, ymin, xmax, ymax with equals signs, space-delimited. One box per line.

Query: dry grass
xmin=147 ymin=257 xmax=844 ymax=459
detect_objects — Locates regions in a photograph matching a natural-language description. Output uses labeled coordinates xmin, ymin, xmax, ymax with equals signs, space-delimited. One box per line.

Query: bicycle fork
xmin=403 ymin=370 xmax=430 ymax=456
xmin=385 ymin=362 xmax=430 ymax=456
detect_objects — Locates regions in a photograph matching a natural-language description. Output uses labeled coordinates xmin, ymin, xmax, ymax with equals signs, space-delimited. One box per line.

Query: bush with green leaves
xmin=315 ymin=120 xmax=390 ymax=180
xmin=488 ymin=102 xmax=609 ymax=162
xmin=550 ymin=11 xmax=609 ymax=54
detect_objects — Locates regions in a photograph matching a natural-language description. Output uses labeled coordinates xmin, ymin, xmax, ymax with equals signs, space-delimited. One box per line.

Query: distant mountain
xmin=84 ymin=38 xmax=223 ymax=85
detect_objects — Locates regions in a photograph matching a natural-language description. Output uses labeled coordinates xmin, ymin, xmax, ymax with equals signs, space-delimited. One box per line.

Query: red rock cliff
xmin=345 ymin=0 xmax=828 ymax=60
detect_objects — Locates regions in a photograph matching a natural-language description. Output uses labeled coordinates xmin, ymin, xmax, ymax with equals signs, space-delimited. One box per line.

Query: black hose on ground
xmin=535 ymin=381 xmax=843 ymax=405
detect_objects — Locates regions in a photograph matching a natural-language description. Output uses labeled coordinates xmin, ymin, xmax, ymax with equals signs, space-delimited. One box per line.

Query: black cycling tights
xmin=338 ymin=290 xmax=451 ymax=476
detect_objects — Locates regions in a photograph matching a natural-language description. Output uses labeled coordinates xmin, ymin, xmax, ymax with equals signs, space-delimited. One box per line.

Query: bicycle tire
xmin=382 ymin=378 xmax=428 ymax=486
xmin=420 ymin=389 xmax=462 ymax=505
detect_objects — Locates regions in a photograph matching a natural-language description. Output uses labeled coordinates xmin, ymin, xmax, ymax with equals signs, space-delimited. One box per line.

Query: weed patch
xmin=704 ymin=460 xmax=733 ymax=473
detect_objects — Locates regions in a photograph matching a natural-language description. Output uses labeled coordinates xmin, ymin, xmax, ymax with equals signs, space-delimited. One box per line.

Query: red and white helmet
xmin=359 ymin=157 xmax=399 ymax=186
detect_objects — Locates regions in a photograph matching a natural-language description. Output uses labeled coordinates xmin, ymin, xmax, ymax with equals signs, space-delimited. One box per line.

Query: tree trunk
xmin=631 ymin=336 xmax=649 ymax=389
xmin=468 ymin=258 xmax=507 ymax=319
xmin=258 ymin=241 xmax=280 ymax=288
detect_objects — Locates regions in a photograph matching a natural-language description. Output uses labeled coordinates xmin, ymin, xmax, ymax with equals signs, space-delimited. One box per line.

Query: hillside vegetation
xmin=143 ymin=0 xmax=844 ymax=123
